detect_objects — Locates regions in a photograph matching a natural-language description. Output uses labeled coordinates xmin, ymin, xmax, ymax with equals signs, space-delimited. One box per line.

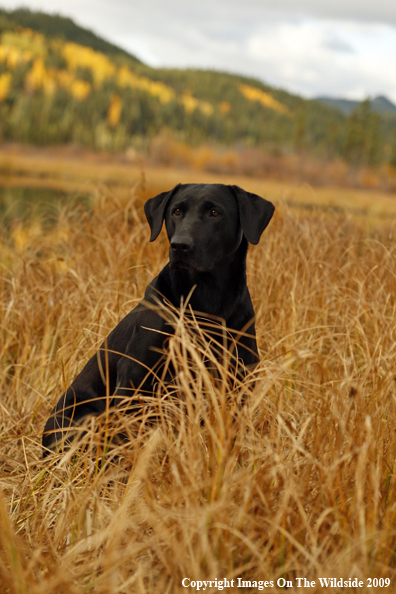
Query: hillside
xmin=0 ymin=8 xmax=395 ymax=169
xmin=317 ymin=95 xmax=396 ymax=116
xmin=0 ymin=8 xmax=142 ymax=65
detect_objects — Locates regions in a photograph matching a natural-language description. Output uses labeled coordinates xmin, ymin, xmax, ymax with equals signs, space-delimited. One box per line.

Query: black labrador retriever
xmin=42 ymin=183 xmax=274 ymax=454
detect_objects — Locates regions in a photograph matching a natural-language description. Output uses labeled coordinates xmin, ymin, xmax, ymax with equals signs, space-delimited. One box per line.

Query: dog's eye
xmin=210 ymin=209 xmax=220 ymax=217
xmin=173 ymin=208 xmax=181 ymax=216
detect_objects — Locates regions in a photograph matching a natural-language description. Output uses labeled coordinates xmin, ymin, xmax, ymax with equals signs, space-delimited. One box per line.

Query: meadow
xmin=1 ymin=148 xmax=396 ymax=592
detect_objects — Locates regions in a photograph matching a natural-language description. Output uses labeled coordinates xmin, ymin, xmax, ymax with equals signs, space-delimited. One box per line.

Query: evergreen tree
xmin=343 ymin=99 xmax=383 ymax=166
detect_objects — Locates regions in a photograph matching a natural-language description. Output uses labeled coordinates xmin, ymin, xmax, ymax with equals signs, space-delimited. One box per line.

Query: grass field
xmin=2 ymin=144 xmax=396 ymax=220
xmin=1 ymin=148 xmax=396 ymax=592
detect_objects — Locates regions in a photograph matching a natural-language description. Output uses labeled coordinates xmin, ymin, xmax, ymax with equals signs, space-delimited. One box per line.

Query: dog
xmin=42 ymin=183 xmax=274 ymax=454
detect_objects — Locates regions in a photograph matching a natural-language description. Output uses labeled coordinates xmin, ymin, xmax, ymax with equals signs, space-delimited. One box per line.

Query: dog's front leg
xmin=113 ymin=309 xmax=171 ymax=408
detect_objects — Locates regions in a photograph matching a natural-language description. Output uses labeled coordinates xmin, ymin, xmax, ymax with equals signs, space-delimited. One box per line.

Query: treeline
xmin=0 ymin=8 xmax=396 ymax=171
xmin=0 ymin=8 xmax=141 ymax=64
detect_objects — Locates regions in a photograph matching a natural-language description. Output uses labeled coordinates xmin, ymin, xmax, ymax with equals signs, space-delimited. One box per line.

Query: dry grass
xmin=1 ymin=180 xmax=396 ymax=593
xmin=2 ymin=143 xmax=396 ymax=220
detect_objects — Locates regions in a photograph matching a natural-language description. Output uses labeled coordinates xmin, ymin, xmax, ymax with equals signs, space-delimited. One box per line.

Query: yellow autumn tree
xmin=239 ymin=83 xmax=291 ymax=116
xmin=62 ymin=42 xmax=115 ymax=87
xmin=0 ymin=72 xmax=12 ymax=101
xmin=107 ymin=93 xmax=122 ymax=127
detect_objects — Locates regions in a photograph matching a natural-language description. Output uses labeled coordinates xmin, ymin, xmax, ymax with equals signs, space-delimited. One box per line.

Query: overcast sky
xmin=1 ymin=0 xmax=396 ymax=102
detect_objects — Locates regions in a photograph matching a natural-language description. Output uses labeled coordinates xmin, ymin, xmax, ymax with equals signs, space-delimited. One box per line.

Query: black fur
xmin=42 ymin=183 xmax=274 ymax=454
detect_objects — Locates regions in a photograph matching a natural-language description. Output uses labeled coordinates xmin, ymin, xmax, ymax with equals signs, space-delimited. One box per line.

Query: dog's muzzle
xmin=170 ymin=235 xmax=195 ymax=269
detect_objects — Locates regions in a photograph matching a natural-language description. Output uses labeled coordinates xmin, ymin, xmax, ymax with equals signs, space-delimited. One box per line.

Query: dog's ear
xmin=230 ymin=185 xmax=275 ymax=245
xmin=144 ymin=184 xmax=181 ymax=242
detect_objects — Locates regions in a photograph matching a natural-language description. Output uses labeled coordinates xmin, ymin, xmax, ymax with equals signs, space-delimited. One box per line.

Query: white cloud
xmin=245 ymin=20 xmax=396 ymax=101
xmin=1 ymin=0 xmax=396 ymax=102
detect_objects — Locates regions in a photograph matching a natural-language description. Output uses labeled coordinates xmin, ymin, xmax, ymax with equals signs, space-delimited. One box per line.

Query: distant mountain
xmin=0 ymin=7 xmax=142 ymax=65
xmin=0 ymin=7 xmax=395 ymax=168
xmin=371 ymin=96 xmax=396 ymax=115
xmin=316 ymin=95 xmax=396 ymax=116
xmin=0 ymin=8 xmax=345 ymax=153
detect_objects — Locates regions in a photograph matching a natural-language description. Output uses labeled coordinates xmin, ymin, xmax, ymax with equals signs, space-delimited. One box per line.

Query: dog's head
xmin=144 ymin=183 xmax=275 ymax=272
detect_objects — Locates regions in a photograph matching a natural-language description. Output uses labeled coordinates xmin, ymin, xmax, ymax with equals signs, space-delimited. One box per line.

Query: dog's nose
xmin=171 ymin=235 xmax=193 ymax=253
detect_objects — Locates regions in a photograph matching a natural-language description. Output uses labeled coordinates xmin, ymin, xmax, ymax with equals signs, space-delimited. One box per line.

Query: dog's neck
xmin=154 ymin=238 xmax=249 ymax=321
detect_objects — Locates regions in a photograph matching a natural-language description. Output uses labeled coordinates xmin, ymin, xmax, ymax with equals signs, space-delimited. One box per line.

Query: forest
xmin=1 ymin=7 xmax=396 ymax=176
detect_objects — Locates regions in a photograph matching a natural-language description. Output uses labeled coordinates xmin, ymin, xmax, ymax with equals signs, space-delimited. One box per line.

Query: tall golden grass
xmin=1 ymin=184 xmax=396 ymax=592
